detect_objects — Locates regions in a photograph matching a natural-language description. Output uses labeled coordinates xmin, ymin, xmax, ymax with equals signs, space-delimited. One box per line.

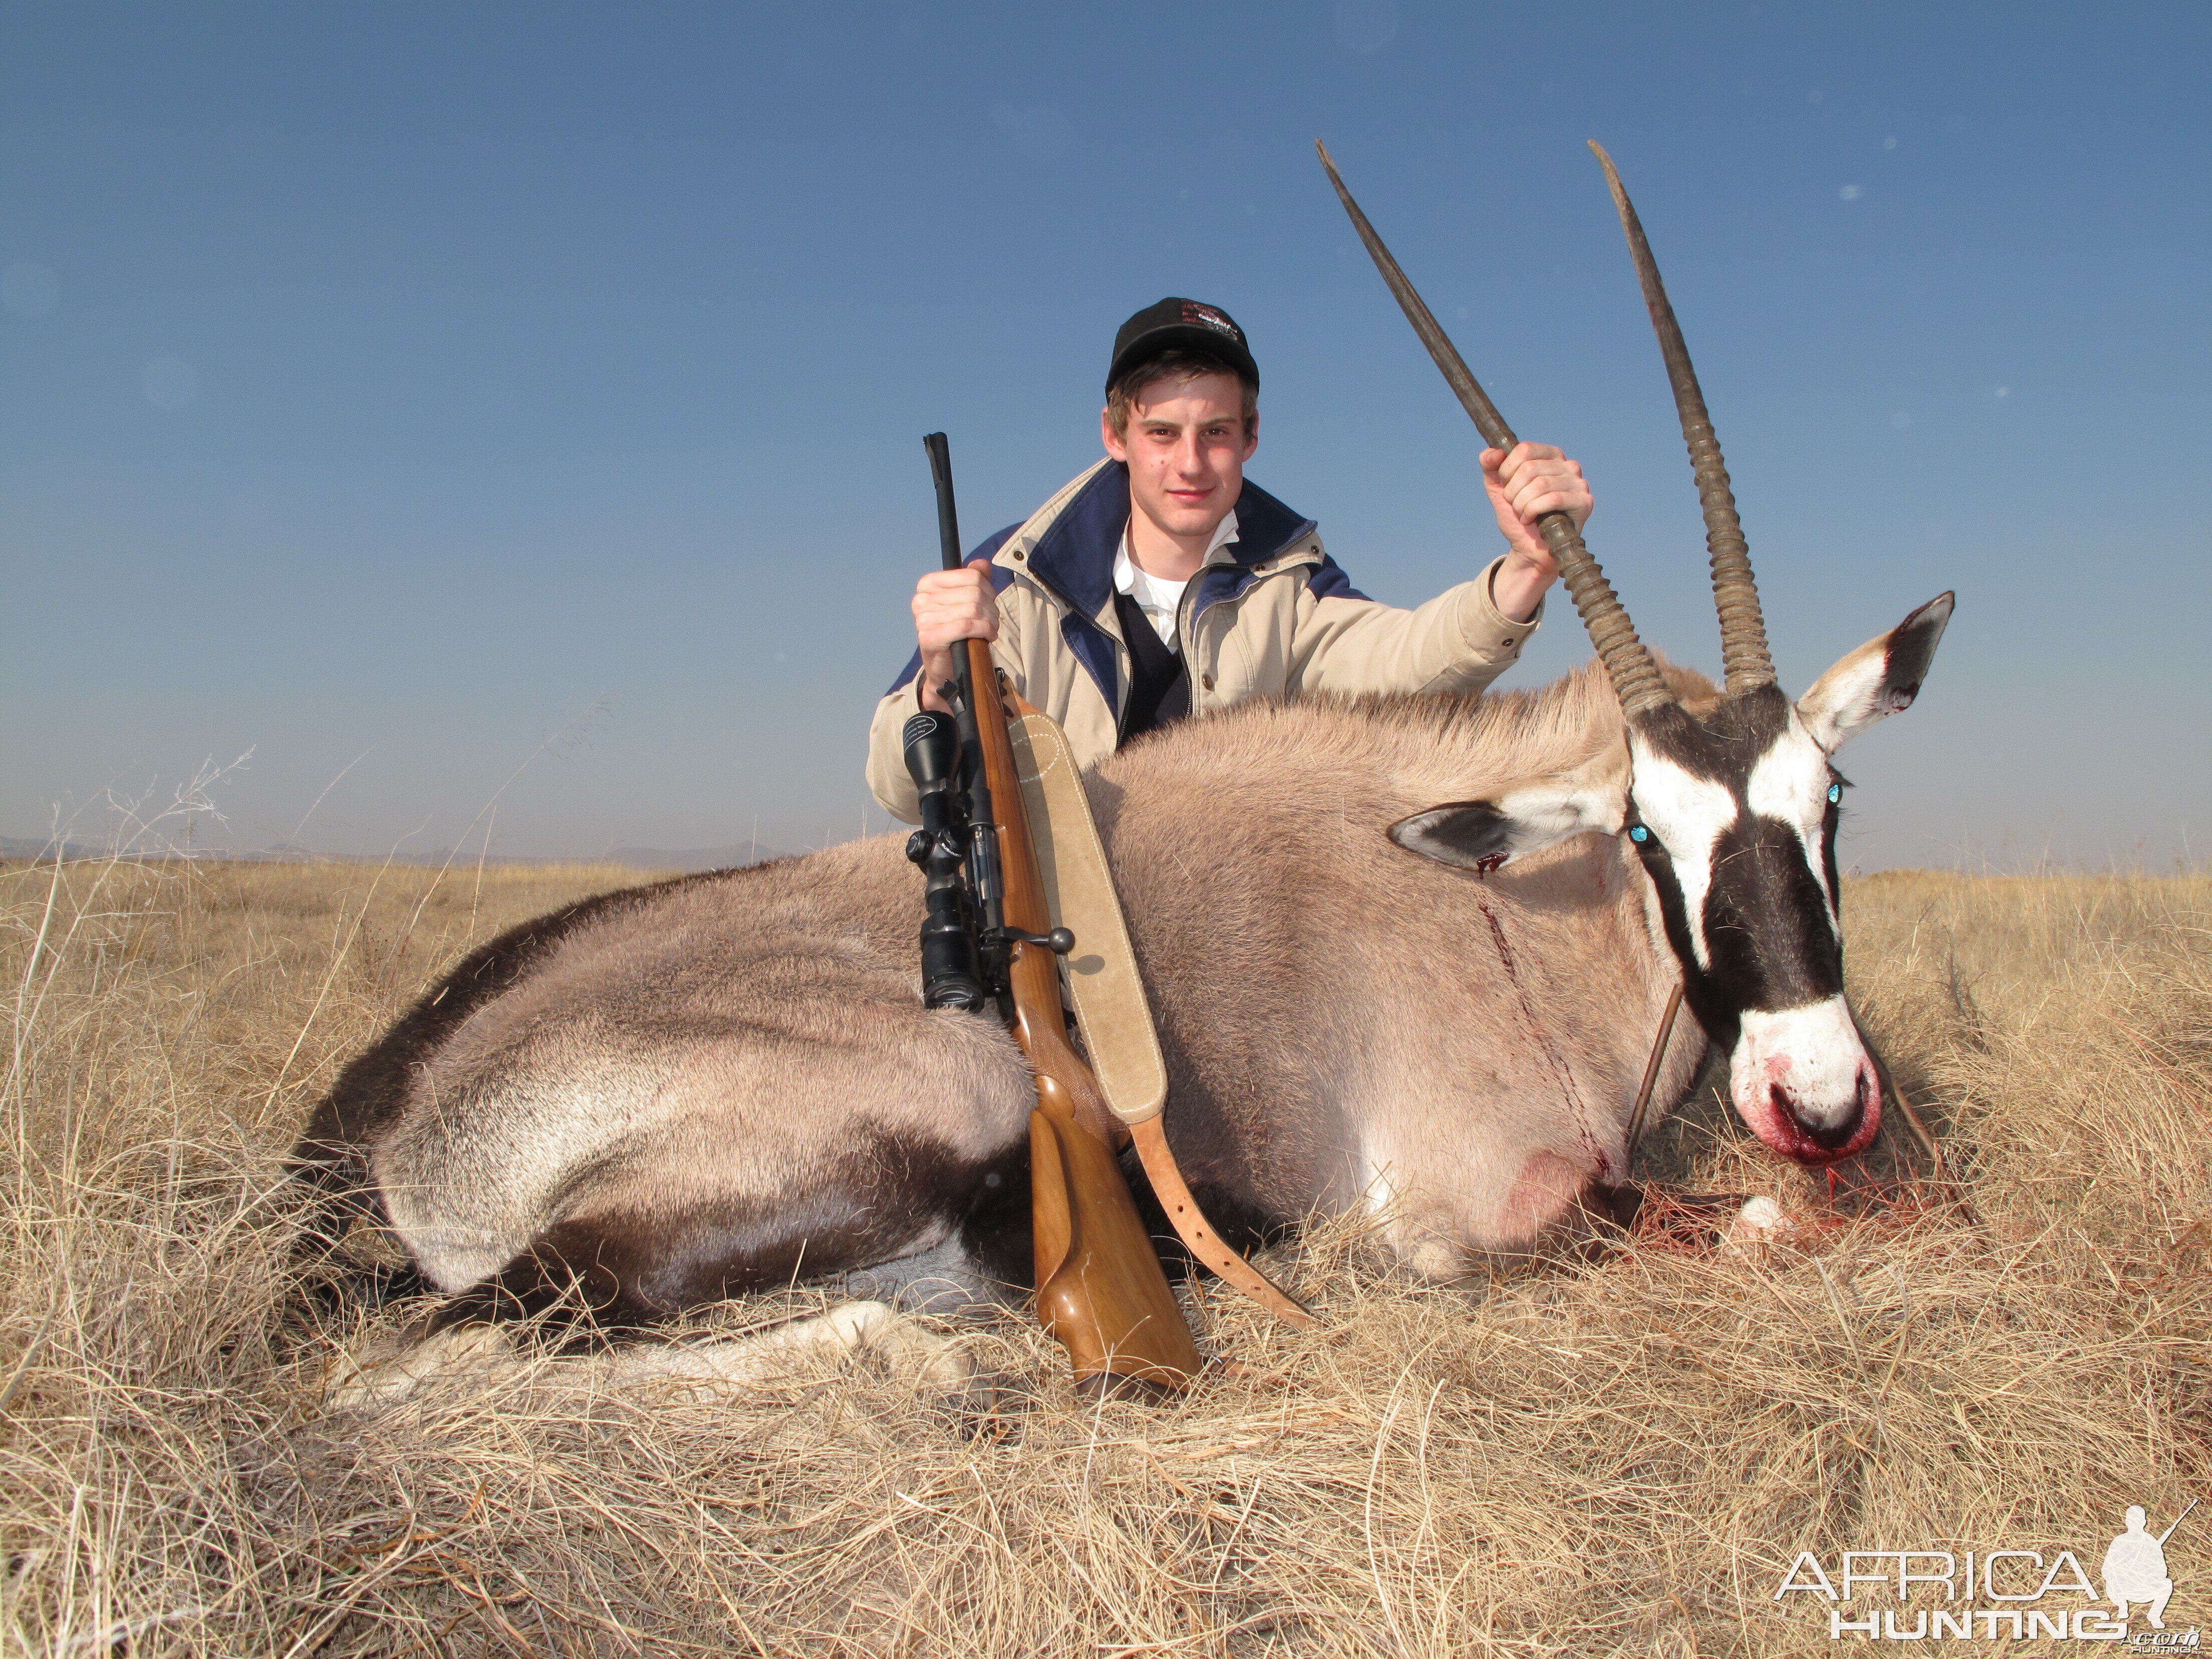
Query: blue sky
xmin=4 ymin=2 xmax=2206 ymax=870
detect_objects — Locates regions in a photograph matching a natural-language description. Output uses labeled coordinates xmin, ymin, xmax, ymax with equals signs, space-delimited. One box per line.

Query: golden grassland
xmin=1 ymin=852 xmax=2205 ymax=1655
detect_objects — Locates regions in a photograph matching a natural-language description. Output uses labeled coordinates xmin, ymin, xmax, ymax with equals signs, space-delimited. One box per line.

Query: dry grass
xmin=2 ymin=852 xmax=2205 ymax=1655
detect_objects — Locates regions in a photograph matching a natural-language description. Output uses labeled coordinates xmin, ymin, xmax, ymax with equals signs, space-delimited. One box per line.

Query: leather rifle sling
xmin=1005 ymin=700 xmax=1314 ymax=1330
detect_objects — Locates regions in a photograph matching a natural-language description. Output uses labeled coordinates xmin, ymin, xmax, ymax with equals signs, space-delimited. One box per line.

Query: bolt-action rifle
xmin=902 ymin=431 xmax=1202 ymax=1398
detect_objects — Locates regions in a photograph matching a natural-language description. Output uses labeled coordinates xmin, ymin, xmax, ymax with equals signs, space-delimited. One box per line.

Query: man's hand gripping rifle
xmin=902 ymin=432 xmax=1203 ymax=1399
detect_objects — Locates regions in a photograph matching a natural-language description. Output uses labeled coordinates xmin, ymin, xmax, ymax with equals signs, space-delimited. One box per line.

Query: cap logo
xmin=1179 ymin=301 xmax=1240 ymax=341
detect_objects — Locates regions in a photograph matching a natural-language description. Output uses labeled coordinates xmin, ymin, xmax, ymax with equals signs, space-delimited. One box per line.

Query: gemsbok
xmin=294 ymin=149 xmax=1952 ymax=1401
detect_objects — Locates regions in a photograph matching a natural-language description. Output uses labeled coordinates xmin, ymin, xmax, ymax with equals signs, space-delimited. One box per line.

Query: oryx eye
xmin=1628 ymin=824 xmax=1651 ymax=845
xmin=1827 ymin=783 xmax=1843 ymax=805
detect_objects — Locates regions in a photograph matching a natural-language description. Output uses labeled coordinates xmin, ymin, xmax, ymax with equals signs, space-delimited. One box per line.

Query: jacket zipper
xmin=1186 ymin=543 xmax=1322 ymax=699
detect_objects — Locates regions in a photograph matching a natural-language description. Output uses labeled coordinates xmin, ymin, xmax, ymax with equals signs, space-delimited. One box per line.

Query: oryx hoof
xmin=321 ymin=1320 xmax=514 ymax=1411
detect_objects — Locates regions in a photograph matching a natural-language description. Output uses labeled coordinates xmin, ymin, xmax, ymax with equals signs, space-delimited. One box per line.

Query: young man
xmin=865 ymin=297 xmax=1592 ymax=822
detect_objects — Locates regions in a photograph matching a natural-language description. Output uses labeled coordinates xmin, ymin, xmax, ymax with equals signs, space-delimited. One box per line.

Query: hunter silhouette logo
xmin=2108 ymin=1502 xmax=2193 ymax=1632
xmin=1774 ymin=1500 xmax=2199 ymax=1642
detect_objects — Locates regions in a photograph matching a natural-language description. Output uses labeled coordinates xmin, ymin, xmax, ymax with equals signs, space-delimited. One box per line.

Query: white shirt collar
xmin=1113 ymin=508 xmax=1239 ymax=598
xmin=1114 ymin=510 xmax=1235 ymax=652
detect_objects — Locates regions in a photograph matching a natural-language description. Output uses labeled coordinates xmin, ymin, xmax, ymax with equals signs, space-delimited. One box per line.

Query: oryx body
xmin=305 ymin=665 xmax=1701 ymax=1319
xmin=299 ymin=615 xmax=1942 ymax=1336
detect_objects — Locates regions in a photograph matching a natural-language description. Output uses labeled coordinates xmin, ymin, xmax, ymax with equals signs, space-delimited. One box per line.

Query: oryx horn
xmin=1589 ymin=142 xmax=1776 ymax=695
xmin=1316 ymin=139 xmax=1672 ymax=718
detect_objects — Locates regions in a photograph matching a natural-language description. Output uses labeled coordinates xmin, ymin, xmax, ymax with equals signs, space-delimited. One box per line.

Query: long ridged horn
xmin=1316 ymin=139 xmax=1672 ymax=719
xmin=1589 ymin=142 xmax=1775 ymax=695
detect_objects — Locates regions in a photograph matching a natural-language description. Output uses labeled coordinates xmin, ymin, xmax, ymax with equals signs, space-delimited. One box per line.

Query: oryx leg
xmin=322 ymin=1299 xmax=987 ymax=1412
xmin=324 ymin=956 xmax=1041 ymax=1410
xmin=322 ymin=1114 xmax=1034 ymax=1414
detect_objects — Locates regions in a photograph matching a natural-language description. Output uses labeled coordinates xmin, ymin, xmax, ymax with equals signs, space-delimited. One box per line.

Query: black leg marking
xmin=426 ymin=1130 xmax=1034 ymax=1342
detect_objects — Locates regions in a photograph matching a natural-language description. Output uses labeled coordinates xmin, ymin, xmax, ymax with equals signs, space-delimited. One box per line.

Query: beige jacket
xmin=866 ymin=459 xmax=1544 ymax=823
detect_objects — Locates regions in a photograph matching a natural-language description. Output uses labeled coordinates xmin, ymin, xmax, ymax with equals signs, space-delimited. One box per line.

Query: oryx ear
xmin=1389 ymin=744 xmax=1629 ymax=874
xmin=1796 ymin=592 xmax=1954 ymax=754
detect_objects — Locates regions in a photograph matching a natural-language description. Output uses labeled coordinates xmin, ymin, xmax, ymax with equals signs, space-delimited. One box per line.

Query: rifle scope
xmin=903 ymin=711 xmax=987 ymax=1012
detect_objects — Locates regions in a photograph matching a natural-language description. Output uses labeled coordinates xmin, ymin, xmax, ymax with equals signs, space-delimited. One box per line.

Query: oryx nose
xmin=1773 ymin=1068 xmax=1871 ymax=1151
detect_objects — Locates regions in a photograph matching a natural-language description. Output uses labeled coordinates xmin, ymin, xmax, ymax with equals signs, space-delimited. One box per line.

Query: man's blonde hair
xmin=1105 ymin=349 xmax=1259 ymax=440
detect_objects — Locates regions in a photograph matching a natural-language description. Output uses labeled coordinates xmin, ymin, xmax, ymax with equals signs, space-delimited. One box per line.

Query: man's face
xmin=1100 ymin=371 xmax=1258 ymax=550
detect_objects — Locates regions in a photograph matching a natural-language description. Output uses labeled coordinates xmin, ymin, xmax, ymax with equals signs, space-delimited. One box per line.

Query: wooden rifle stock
xmin=959 ymin=639 xmax=1202 ymax=1397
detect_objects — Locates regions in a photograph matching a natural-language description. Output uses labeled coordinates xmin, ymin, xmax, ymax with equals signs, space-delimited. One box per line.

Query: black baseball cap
xmin=1105 ymin=298 xmax=1259 ymax=396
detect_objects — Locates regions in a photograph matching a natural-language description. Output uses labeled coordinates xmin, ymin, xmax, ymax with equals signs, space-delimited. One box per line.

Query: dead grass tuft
xmin=3 ymin=855 xmax=2205 ymax=1654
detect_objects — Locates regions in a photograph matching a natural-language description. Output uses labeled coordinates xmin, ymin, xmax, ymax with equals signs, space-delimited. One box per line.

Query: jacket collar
xmin=1022 ymin=461 xmax=1317 ymax=621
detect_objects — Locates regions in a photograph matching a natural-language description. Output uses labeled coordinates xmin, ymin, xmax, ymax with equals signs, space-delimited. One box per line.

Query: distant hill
xmin=598 ymin=844 xmax=797 ymax=873
xmin=0 ymin=834 xmax=795 ymax=871
xmin=0 ymin=835 xmax=103 ymax=862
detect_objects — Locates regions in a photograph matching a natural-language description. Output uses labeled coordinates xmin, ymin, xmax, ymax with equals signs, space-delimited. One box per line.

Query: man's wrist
xmin=916 ymin=650 xmax=950 ymax=713
xmin=1490 ymin=549 xmax=1552 ymax=624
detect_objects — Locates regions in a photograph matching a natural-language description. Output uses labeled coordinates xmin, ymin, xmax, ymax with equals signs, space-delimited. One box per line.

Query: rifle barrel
xmin=923 ymin=431 xmax=965 ymax=574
